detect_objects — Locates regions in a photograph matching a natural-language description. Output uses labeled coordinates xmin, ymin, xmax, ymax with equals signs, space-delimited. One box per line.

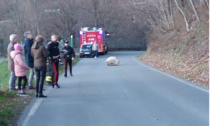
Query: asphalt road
xmin=18 ymin=51 xmax=209 ymax=126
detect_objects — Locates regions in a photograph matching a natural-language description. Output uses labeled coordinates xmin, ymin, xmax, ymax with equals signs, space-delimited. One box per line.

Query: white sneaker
xmin=94 ymin=56 xmax=97 ymax=58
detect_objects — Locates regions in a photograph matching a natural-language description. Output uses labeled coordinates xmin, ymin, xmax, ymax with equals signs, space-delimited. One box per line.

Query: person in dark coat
xmin=46 ymin=40 xmax=54 ymax=86
xmin=62 ymin=41 xmax=75 ymax=77
xmin=47 ymin=35 xmax=60 ymax=88
xmin=24 ymin=31 xmax=35 ymax=90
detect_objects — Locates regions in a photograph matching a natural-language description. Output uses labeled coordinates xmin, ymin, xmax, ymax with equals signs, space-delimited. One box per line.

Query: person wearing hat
xmin=62 ymin=41 xmax=75 ymax=77
xmin=10 ymin=44 xmax=30 ymax=96
xmin=31 ymin=35 xmax=49 ymax=98
xmin=7 ymin=34 xmax=18 ymax=92
xmin=23 ymin=31 xmax=35 ymax=90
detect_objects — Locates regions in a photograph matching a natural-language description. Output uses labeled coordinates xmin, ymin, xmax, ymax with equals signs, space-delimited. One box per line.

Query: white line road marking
xmin=22 ymin=98 xmax=44 ymax=126
xmin=133 ymin=57 xmax=209 ymax=93
xmin=22 ymin=61 xmax=80 ymax=126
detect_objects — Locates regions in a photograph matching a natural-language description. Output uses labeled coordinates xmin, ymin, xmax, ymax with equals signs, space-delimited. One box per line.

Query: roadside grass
xmin=0 ymin=119 xmax=9 ymax=126
xmin=72 ymin=56 xmax=79 ymax=65
xmin=0 ymin=61 xmax=30 ymax=91
xmin=0 ymin=61 xmax=10 ymax=91
xmin=0 ymin=91 xmax=33 ymax=126
xmin=184 ymin=74 xmax=191 ymax=79
xmin=0 ymin=56 xmax=79 ymax=126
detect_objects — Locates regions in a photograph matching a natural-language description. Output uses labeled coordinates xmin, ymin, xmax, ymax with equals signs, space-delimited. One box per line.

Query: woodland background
xmin=0 ymin=0 xmax=208 ymax=86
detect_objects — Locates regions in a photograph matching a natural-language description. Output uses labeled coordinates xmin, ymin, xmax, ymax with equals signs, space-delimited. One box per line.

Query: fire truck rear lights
xmin=99 ymin=31 xmax=103 ymax=34
xmin=80 ymin=31 xmax=83 ymax=35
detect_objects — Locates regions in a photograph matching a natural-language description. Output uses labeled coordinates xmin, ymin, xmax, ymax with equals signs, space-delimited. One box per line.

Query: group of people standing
xmin=7 ymin=32 xmax=75 ymax=98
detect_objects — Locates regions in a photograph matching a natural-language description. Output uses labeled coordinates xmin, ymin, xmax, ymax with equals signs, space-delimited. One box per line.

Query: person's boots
xmin=36 ymin=85 xmax=39 ymax=97
xmin=38 ymin=93 xmax=47 ymax=98
xmin=38 ymin=91 xmax=47 ymax=98
xmin=39 ymin=79 xmax=47 ymax=98
xmin=35 ymin=93 xmax=38 ymax=97
xmin=64 ymin=70 xmax=67 ymax=77
xmin=55 ymin=84 xmax=60 ymax=88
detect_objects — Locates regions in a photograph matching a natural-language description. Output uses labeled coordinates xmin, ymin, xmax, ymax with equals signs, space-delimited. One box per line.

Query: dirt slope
xmin=139 ymin=8 xmax=209 ymax=88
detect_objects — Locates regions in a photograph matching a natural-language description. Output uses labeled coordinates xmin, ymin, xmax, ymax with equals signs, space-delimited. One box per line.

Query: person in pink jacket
xmin=10 ymin=44 xmax=30 ymax=96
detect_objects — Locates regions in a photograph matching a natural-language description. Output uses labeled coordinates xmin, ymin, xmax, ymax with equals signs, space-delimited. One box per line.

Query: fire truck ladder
xmin=82 ymin=32 xmax=86 ymax=42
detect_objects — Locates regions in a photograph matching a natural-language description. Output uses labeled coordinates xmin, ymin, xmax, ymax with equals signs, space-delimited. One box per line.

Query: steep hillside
xmin=139 ymin=7 xmax=209 ymax=87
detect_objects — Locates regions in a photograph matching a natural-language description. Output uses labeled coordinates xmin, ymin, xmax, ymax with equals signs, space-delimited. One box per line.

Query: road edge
xmin=17 ymin=60 xmax=81 ymax=126
xmin=133 ymin=57 xmax=209 ymax=93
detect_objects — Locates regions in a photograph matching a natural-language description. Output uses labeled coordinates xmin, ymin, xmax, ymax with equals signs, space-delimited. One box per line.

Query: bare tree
xmin=4 ymin=0 xmax=27 ymax=39
xmin=174 ymin=0 xmax=190 ymax=31
xmin=189 ymin=0 xmax=200 ymax=22
xmin=0 ymin=0 xmax=207 ymax=54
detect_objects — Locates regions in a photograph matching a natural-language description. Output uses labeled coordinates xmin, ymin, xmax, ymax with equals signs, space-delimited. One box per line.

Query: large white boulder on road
xmin=105 ymin=56 xmax=120 ymax=66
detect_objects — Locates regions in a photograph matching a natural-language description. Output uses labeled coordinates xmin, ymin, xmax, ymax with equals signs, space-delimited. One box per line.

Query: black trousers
xmin=35 ymin=66 xmax=46 ymax=95
xmin=64 ymin=59 xmax=72 ymax=76
xmin=18 ymin=76 xmax=27 ymax=90
xmin=52 ymin=61 xmax=59 ymax=85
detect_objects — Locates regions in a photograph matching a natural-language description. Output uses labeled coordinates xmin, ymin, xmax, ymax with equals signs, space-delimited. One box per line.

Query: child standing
xmin=10 ymin=44 xmax=30 ymax=96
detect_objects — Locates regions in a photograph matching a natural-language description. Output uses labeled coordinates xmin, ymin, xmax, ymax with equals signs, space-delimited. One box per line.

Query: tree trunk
xmin=165 ymin=0 xmax=174 ymax=30
xmin=94 ymin=10 xmax=99 ymax=27
xmin=189 ymin=0 xmax=200 ymax=22
xmin=161 ymin=1 xmax=170 ymax=29
xmin=34 ymin=0 xmax=40 ymax=35
xmin=92 ymin=0 xmax=99 ymax=27
xmin=169 ymin=0 xmax=174 ymax=29
xmin=204 ymin=0 xmax=209 ymax=8
xmin=174 ymin=0 xmax=190 ymax=32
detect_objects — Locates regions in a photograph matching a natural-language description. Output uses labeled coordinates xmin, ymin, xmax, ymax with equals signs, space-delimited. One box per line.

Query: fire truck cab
xmin=80 ymin=27 xmax=108 ymax=57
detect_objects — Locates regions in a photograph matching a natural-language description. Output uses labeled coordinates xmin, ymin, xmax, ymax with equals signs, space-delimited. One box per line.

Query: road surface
xmin=18 ymin=51 xmax=209 ymax=126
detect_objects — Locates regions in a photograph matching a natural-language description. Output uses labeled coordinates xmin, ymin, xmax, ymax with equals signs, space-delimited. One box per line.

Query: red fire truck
xmin=79 ymin=27 xmax=108 ymax=57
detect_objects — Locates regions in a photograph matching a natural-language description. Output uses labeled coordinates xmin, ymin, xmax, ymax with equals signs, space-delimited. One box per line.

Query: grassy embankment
xmin=0 ymin=56 xmax=79 ymax=126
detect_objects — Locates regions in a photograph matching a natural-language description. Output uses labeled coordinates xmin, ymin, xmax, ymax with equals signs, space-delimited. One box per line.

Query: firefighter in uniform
xmin=47 ymin=35 xmax=60 ymax=88
xmin=46 ymin=39 xmax=53 ymax=86
xmin=62 ymin=41 xmax=75 ymax=77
